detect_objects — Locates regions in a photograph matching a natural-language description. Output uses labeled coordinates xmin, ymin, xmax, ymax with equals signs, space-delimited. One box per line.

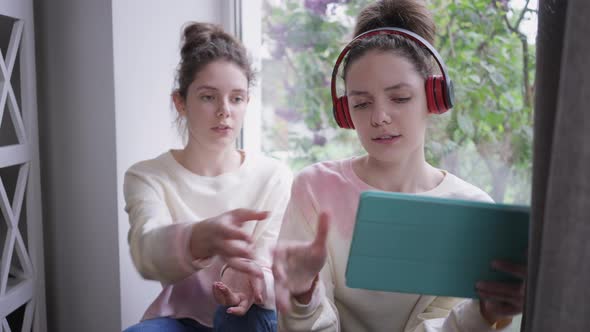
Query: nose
xmin=370 ymin=101 xmax=392 ymax=127
xmin=216 ymin=98 xmax=231 ymax=118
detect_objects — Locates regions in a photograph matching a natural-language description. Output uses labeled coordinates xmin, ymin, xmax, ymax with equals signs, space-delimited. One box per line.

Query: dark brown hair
xmin=343 ymin=0 xmax=436 ymax=80
xmin=175 ymin=22 xmax=255 ymax=99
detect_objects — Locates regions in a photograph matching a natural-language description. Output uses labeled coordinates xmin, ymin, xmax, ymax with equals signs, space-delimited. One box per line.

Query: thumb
xmin=311 ymin=212 xmax=330 ymax=250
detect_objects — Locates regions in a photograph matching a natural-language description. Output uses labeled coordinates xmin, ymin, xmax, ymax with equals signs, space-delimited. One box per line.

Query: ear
xmin=172 ymin=91 xmax=186 ymax=116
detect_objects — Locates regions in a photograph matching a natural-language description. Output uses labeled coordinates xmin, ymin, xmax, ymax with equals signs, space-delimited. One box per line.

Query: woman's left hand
xmin=476 ymin=260 xmax=527 ymax=324
xmin=212 ymin=265 xmax=265 ymax=316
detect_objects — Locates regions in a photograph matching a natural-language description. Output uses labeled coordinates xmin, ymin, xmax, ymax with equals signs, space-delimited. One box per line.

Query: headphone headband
xmin=330 ymin=27 xmax=454 ymax=128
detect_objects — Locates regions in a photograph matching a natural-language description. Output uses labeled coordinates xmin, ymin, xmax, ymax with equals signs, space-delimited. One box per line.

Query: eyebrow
xmin=348 ymin=83 xmax=411 ymax=96
xmin=194 ymin=85 xmax=247 ymax=93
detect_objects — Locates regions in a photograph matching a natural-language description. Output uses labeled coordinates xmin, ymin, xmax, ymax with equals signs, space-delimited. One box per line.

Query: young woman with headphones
xmin=271 ymin=0 xmax=526 ymax=331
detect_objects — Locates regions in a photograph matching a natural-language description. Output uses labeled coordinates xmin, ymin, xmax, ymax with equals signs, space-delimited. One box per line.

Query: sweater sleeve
xmin=250 ymin=165 xmax=294 ymax=309
xmin=124 ymin=170 xmax=206 ymax=284
xmin=277 ymin=175 xmax=340 ymax=332
xmin=404 ymin=297 xmax=513 ymax=332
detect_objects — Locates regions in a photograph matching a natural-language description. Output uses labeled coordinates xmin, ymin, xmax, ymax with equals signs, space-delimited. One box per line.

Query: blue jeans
xmin=123 ymin=305 xmax=277 ymax=332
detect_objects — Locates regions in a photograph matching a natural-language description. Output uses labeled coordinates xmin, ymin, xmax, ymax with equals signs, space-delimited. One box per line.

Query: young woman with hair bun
xmin=123 ymin=22 xmax=291 ymax=332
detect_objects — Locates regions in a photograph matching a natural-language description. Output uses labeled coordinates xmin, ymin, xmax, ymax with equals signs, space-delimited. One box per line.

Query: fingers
xmin=476 ymin=284 xmax=524 ymax=310
xmin=228 ymin=209 xmax=270 ymax=225
xmin=226 ymin=258 xmax=264 ymax=279
xmin=476 ymin=281 xmax=525 ymax=299
xmin=210 ymin=209 xmax=270 ymax=261
xmin=214 ymin=283 xmax=252 ymax=317
xmin=212 ymin=282 xmax=225 ymax=305
xmin=220 ymin=225 xmax=253 ymax=244
xmin=217 ymin=240 xmax=255 ymax=260
xmin=312 ymin=212 xmax=330 ymax=250
xmin=213 ymin=282 xmax=241 ymax=306
xmin=226 ymin=295 xmax=251 ymax=316
xmin=476 ymin=260 xmax=527 ymax=318
xmin=480 ymin=296 xmax=523 ymax=317
xmin=250 ymin=275 xmax=265 ymax=304
xmin=492 ymin=260 xmax=527 ymax=280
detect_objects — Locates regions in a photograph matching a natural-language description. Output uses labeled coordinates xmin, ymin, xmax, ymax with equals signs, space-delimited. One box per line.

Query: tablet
xmin=345 ymin=191 xmax=529 ymax=299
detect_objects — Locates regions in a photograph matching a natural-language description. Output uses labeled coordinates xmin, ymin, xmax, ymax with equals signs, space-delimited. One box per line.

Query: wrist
xmin=189 ymin=222 xmax=212 ymax=260
xmin=292 ymin=275 xmax=319 ymax=305
xmin=480 ymin=302 xmax=513 ymax=330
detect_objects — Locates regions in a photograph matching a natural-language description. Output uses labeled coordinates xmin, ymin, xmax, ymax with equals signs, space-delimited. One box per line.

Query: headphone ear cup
xmin=334 ymin=96 xmax=354 ymax=129
xmin=426 ymin=76 xmax=450 ymax=114
xmin=340 ymin=96 xmax=354 ymax=129
xmin=426 ymin=77 xmax=437 ymax=114
xmin=333 ymin=97 xmax=346 ymax=128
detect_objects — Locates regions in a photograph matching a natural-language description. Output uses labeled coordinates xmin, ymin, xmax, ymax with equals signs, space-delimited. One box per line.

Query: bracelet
xmin=219 ymin=264 xmax=230 ymax=278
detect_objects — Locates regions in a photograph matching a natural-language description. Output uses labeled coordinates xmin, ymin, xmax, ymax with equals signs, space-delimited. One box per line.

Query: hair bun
xmin=181 ymin=22 xmax=229 ymax=60
xmin=354 ymin=0 xmax=435 ymax=44
xmin=174 ymin=21 xmax=254 ymax=99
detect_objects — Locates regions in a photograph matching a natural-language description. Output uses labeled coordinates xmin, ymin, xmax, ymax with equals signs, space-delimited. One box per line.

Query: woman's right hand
xmin=212 ymin=266 xmax=265 ymax=316
xmin=272 ymin=212 xmax=330 ymax=312
xmin=190 ymin=208 xmax=269 ymax=278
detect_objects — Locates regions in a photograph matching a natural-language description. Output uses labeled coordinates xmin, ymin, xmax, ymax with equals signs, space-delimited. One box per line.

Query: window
xmin=240 ymin=1 xmax=537 ymax=329
xmin=245 ymin=0 xmax=537 ymax=205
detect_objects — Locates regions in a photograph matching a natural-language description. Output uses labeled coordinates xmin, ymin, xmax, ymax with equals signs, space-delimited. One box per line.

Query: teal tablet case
xmin=345 ymin=191 xmax=529 ymax=299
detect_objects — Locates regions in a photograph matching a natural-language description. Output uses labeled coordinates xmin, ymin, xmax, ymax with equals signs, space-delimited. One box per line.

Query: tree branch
xmin=502 ymin=0 xmax=533 ymax=107
xmin=502 ymin=0 xmax=530 ymax=33
xmin=514 ymin=0 xmax=531 ymax=30
xmin=521 ymin=36 xmax=531 ymax=106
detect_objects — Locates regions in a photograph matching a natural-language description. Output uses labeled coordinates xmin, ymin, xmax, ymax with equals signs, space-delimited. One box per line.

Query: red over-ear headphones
xmin=331 ymin=27 xmax=455 ymax=129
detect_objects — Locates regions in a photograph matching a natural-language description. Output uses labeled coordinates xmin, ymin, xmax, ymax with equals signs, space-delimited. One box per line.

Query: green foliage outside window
xmin=261 ymin=0 xmax=536 ymax=204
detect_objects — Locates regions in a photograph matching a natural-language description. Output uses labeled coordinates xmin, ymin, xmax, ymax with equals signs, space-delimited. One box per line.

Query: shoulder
xmin=125 ymin=152 xmax=171 ymax=180
xmin=438 ymin=171 xmax=494 ymax=203
xmin=123 ymin=152 xmax=174 ymax=201
xmin=124 ymin=152 xmax=176 ymax=196
xmin=294 ymin=159 xmax=346 ymax=185
xmin=290 ymin=159 xmax=351 ymax=198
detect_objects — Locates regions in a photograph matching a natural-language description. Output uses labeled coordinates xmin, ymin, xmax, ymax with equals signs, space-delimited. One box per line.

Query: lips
xmin=372 ymin=134 xmax=401 ymax=141
xmin=212 ymin=124 xmax=232 ymax=130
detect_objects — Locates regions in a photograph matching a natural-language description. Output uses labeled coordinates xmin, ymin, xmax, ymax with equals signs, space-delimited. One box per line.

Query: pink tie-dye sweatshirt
xmin=278 ymin=157 xmax=514 ymax=332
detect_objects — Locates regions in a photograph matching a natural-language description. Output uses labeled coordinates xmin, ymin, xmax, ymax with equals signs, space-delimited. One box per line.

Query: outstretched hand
xmin=191 ymin=209 xmax=269 ymax=278
xmin=272 ymin=212 xmax=331 ymax=312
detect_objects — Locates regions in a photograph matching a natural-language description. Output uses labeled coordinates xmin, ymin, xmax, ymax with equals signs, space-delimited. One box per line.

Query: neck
xmin=176 ymin=140 xmax=242 ymax=177
xmin=354 ymin=147 xmax=442 ymax=193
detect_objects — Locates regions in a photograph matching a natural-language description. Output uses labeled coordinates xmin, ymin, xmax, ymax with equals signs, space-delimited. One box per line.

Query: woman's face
xmin=174 ymin=60 xmax=249 ymax=151
xmin=345 ymin=50 xmax=429 ymax=163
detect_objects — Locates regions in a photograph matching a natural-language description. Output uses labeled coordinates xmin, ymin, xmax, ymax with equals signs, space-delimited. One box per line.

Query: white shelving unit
xmin=1 ymin=0 xmax=47 ymax=330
